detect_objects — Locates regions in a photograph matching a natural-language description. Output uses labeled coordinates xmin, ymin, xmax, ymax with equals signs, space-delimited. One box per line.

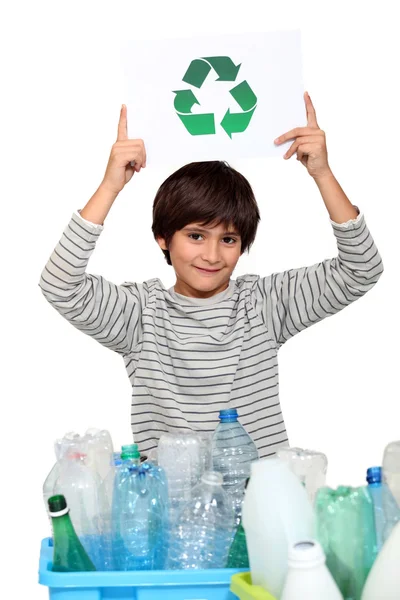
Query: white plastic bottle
xmin=281 ymin=540 xmax=343 ymax=600
xmin=382 ymin=441 xmax=400 ymax=507
xmin=361 ymin=521 xmax=400 ymax=600
xmin=242 ymin=457 xmax=314 ymax=599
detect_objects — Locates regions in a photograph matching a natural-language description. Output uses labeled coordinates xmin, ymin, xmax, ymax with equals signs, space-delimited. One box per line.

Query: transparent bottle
xmin=366 ymin=466 xmax=400 ymax=551
xmin=211 ymin=409 xmax=259 ymax=525
xmin=277 ymin=447 xmax=327 ymax=505
xmin=383 ymin=441 xmax=400 ymax=508
xmin=158 ymin=431 xmax=211 ymax=526
xmin=111 ymin=444 xmax=168 ymax=570
xmin=168 ymin=471 xmax=235 ymax=570
xmin=362 ymin=521 xmax=400 ymax=600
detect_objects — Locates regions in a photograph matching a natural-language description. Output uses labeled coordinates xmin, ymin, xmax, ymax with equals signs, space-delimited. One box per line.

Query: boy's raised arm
xmin=39 ymin=106 xmax=147 ymax=355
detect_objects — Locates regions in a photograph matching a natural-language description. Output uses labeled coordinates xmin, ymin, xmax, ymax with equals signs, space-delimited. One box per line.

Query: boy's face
xmin=157 ymin=221 xmax=242 ymax=298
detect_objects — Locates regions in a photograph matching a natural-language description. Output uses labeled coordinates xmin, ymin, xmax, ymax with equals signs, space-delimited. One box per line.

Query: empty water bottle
xmin=383 ymin=441 xmax=400 ymax=508
xmin=211 ymin=408 xmax=259 ymax=524
xmin=277 ymin=447 xmax=327 ymax=505
xmin=168 ymin=471 xmax=235 ymax=569
xmin=158 ymin=431 xmax=211 ymax=525
xmin=366 ymin=466 xmax=400 ymax=551
xmin=111 ymin=444 xmax=168 ymax=570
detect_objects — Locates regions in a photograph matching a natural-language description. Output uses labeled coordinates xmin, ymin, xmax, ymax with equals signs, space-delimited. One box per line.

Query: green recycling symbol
xmin=173 ymin=56 xmax=257 ymax=138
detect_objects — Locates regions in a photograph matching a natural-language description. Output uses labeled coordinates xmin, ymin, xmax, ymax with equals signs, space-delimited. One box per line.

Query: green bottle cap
xmin=48 ymin=494 xmax=67 ymax=513
xmin=121 ymin=443 xmax=140 ymax=460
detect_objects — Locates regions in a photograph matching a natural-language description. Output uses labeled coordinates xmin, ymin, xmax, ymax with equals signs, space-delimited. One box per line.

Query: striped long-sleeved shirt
xmin=39 ymin=208 xmax=383 ymax=457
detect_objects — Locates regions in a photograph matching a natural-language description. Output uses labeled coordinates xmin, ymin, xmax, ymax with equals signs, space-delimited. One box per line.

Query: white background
xmin=1 ymin=1 xmax=399 ymax=598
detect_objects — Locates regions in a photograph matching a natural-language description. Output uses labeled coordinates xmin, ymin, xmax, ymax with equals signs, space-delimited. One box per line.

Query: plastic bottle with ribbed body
xmin=277 ymin=447 xmax=328 ymax=505
xmin=111 ymin=444 xmax=168 ymax=570
xmin=366 ymin=466 xmax=400 ymax=551
xmin=168 ymin=471 xmax=235 ymax=570
xmin=211 ymin=409 xmax=259 ymax=525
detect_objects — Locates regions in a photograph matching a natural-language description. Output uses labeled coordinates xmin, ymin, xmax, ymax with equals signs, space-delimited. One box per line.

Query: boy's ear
xmin=156 ymin=236 xmax=168 ymax=251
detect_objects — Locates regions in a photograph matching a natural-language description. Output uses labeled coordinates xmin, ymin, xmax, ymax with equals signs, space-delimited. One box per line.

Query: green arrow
xmin=220 ymin=106 xmax=256 ymax=139
xmin=202 ymin=56 xmax=241 ymax=81
xmin=182 ymin=59 xmax=211 ymax=88
xmin=178 ymin=113 xmax=215 ymax=136
xmin=229 ymin=80 xmax=257 ymax=111
xmin=173 ymin=89 xmax=200 ymax=113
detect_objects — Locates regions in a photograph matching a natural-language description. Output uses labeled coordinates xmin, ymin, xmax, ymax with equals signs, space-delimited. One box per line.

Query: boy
xmin=39 ymin=93 xmax=383 ymax=458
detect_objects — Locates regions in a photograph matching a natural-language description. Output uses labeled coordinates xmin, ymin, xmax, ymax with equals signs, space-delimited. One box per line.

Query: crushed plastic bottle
xmin=277 ymin=447 xmax=327 ymax=505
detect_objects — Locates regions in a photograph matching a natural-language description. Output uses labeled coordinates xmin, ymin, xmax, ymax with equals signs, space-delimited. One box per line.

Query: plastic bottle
xmin=277 ymin=447 xmax=328 ymax=505
xmin=55 ymin=443 xmax=111 ymax=570
xmin=361 ymin=521 xmax=400 ymax=600
xmin=211 ymin=409 xmax=259 ymax=525
xmin=382 ymin=441 xmax=400 ymax=507
xmin=48 ymin=494 xmax=96 ymax=572
xmin=315 ymin=486 xmax=377 ymax=600
xmin=168 ymin=471 xmax=235 ymax=570
xmin=158 ymin=431 xmax=211 ymax=526
xmin=366 ymin=466 xmax=400 ymax=551
xmin=111 ymin=444 xmax=168 ymax=570
xmin=281 ymin=540 xmax=343 ymax=600
xmin=242 ymin=458 xmax=314 ymax=598
xmin=227 ymin=477 xmax=250 ymax=569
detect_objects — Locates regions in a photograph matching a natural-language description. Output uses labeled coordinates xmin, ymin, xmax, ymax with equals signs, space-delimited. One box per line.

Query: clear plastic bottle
xmin=211 ymin=409 xmax=259 ymax=525
xmin=382 ymin=441 xmax=400 ymax=508
xmin=158 ymin=431 xmax=211 ymax=526
xmin=277 ymin=447 xmax=328 ymax=505
xmin=366 ymin=466 xmax=400 ymax=551
xmin=111 ymin=444 xmax=168 ymax=570
xmin=55 ymin=445 xmax=111 ymax=570
xmin=168 ymin=471 xmax=235 ymax=570
xmin=281 ymin=540 xmax=343 ymax=600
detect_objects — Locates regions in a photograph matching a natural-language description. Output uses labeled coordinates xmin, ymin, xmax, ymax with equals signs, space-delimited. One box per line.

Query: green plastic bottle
xmin=48 ymin=494 xmax=96 ymax=572
xmin=315 ymin=486 xmax=377 ymax=600
xmin=227 ymin=521 xmax=250 ymax=568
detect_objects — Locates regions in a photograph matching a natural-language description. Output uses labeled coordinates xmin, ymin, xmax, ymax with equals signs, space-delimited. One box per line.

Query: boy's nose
xmin=201 ymin=243 xmax=221 ymax=264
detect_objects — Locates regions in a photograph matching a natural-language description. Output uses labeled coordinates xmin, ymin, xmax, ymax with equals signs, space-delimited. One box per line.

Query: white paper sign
xmin=121 ymin=31 xmax=305 ymax=165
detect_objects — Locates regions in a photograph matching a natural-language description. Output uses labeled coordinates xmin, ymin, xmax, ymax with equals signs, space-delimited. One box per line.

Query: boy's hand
xmin=274 ymin=92 xmax=332 ymax=180
xmin=101 ymin=105 xmax=146 ymax=195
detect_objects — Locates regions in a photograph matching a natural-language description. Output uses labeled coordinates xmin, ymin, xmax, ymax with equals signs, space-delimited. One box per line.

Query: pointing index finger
xmin=305 ymin=91 xmax=319 ymax=128
xmin=117 ymin=104 xmax=128 ymax=141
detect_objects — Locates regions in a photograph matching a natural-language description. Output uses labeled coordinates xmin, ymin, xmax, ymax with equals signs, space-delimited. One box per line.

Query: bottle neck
xmin=51 ymin=510 xmax=78 ymax=541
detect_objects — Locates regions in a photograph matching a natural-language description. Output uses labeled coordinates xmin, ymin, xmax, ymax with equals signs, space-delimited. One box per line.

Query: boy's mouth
xmin=194 ymin=266 xmax=221 ymax=274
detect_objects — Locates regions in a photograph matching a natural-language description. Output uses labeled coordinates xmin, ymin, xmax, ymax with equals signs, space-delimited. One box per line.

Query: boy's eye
xmin=188 ymin=233 xmax=237 ymax=244
xmin=223 ymin=237 xmax=237 ymax=244
xmin=188 ymin=233 xmax=203 ymax=241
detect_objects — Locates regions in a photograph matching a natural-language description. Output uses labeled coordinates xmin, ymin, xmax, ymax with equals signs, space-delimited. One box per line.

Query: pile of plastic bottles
xmin=43 ymin=417 xmax=400 ymax=600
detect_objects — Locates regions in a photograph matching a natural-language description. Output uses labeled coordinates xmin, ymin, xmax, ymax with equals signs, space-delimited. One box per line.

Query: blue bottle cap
xmin=219 ymin=408 xmax=238 ymax=421
xmin=366 ymin=466 xmax=382 ymax=484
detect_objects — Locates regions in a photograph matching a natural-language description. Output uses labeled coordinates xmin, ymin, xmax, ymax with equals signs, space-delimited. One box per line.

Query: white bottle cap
xmin=288 ymin=540 xmax=326 ymax=569
xmin=201 ymin=471 xmax=223 ymax=486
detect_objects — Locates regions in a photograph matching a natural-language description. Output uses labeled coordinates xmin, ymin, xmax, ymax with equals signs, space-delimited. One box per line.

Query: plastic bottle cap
xmin=219 ymin=408 xmax=238 ymax=422
xmin=201 ymin=471 xmax=223 ymax=486
xmin=366 ymin=466 xmax=382 ymax=484
xmin=288 ymin=540 xmax=326 ymax=568
xmin=121 ymin=443 xmax=140 ymax=460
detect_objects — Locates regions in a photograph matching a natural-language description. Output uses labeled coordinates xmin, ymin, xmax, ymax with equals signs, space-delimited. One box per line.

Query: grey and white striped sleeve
xmin=254 ymin=210 xmax=384 ymax=349
xmin=39 ymin=212 xmax=143 ymax=355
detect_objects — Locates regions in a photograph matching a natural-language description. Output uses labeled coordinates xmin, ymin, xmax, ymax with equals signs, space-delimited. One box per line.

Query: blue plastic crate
xmin=38 ymin=538 xmax=243 ymax=599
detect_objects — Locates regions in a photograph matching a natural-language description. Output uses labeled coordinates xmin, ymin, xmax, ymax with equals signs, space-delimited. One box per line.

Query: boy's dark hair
xmin=151 ymin=161 xmax=260 ymax=266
